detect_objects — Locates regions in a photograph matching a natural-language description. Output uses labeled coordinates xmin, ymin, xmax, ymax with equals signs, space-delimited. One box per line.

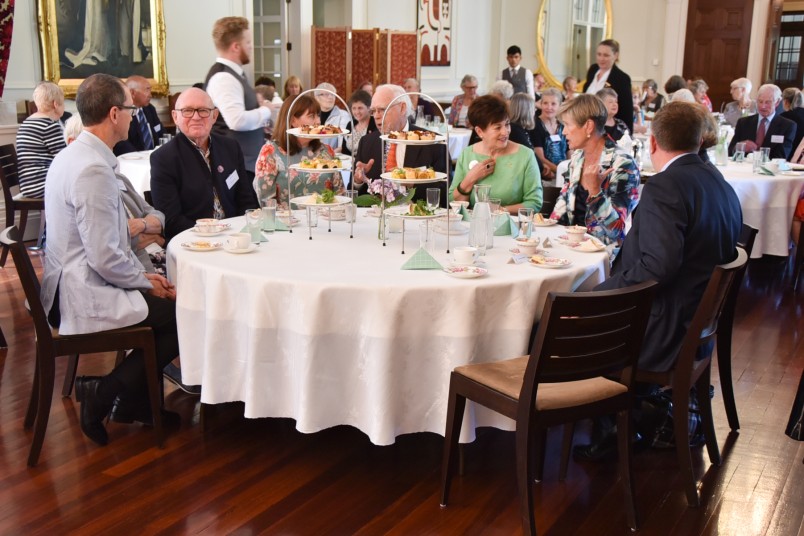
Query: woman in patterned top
xmin=15 ymin=81 xmax=67 ymax=198
xmin=253 ymin=94 xmax=344 ymax=210
xmin=550 ymin=94 xmax=640 ymax=247
xmin=448 ymin=74 xmax=478 ymax=128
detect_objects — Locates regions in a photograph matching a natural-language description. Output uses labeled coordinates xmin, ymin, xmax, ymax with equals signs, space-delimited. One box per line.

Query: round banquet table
xmin=117 ymin=150 xmax=153 ymax=196
xmin=167 ymin=211 xmax=609 ymax=444
xmin=448 ymin=127 xmax=473 ymax=161
xmin=719 ymin=162 xmax=804 ymax=258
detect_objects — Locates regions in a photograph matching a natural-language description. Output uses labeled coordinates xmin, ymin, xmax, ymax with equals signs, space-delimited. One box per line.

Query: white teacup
xmin=453 ymin=246 xmax=478 ymax=265
xmin=196 ymin=218 xmax=220 ymax=233
xmin=225 ymin=233 xmax=250 ymax=250
xmin=565 ymin=225 xmax=587 ymax=244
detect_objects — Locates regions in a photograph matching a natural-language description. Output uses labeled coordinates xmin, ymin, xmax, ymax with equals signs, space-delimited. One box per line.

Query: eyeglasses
xmin=368 ymin=102 xmax=401 ymax=116
xmin=115 ymin=104 xmax=137 ymax=115
xmin=463 ymin=86 xmax=478 ymax=90
xmin=176 ymin=107 xmax=216 ymax=118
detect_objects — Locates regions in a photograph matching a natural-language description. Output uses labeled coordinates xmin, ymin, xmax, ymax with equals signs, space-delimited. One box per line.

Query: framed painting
xmin=418 ymin=0 xmax=451 ymax=67
xmin=37 ymin=0 xmax=168 ymax=98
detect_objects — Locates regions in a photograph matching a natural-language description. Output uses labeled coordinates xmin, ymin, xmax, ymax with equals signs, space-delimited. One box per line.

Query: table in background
xmin=167 ymin=213 xmax=608 ymax=444
xmin=718 ymin=162 xmax=804 ymax=258
xmin=117 ymin=150 xmax=153 ymax=197
xmin=448 ymin=128 xmax=472 ymax=161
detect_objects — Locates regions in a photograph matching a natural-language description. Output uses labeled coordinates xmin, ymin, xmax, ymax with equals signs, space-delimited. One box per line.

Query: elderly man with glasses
xmin=353 ymin=84 xmax=448 ymax=205
xmin=149 ymin=87 xmax=258 ymax=241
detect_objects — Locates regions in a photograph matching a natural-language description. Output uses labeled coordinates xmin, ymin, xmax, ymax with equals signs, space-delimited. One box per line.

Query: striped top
xmin=16 ymin=117 xmax=66 ymax=198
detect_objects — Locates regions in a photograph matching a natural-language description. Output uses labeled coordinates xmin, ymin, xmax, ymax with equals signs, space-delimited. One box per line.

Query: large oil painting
xmin=37 ymin=0 xmax=168 ymax=98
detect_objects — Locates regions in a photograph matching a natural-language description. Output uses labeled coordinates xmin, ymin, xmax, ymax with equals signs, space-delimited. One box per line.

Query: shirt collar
xmin=660 ymin=152 xmax=696 ymax=172
xmin=216 ymin=57 xmax=245 ymax=76
xmin=759 ymin=110 xmax=775 ymax=123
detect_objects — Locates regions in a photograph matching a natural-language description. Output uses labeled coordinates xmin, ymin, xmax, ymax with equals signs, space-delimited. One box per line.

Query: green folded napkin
xmin=460 ymin=205 xmax=471 ymax=222
xmin=759 ymin=165 xmax=776 ymax=176
xmin=239 ymin=225 xmax=269 ymax=242
xmin=493 ymin=214 xmax=517 ymax=236
xmin=264 ymin=219 xmax=289 ymax=232
xmin=401 ymin=247 xmax=443 ymax=270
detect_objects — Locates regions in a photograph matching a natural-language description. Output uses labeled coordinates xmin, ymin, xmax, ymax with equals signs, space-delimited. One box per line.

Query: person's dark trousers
xmin=104 ymin=293 xmax=179 ymax=410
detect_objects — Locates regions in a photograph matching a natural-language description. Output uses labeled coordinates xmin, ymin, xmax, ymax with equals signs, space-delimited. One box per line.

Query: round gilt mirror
xmin=536 ymin=0 xmax=613 ymax=88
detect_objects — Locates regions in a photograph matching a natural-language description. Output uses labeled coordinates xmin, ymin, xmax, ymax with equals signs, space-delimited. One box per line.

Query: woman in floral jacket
xmin=254 ymin=94 xmax=344 ymax=210
xmin=550 ymin=94 xmax=640 ymax=246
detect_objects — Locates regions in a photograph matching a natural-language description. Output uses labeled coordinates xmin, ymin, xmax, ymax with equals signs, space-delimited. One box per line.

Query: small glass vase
xmin=714 ymin=143 xmax=728 ymax=167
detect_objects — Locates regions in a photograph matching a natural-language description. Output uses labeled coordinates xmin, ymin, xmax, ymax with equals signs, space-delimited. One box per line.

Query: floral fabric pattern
xmin=254 ymin=141 xmax=344 ymax=210
xmin=550 ymin=141 xmax=640 ymax=246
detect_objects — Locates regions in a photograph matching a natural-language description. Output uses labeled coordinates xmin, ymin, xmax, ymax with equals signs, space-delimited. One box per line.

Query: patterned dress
xmin=550 ymin=141 xmax=640 ymax=246
xmin=16 ymin=117 xmax=66 ymax=198
xmin=254 ymin=141 xmax=345 ymax=210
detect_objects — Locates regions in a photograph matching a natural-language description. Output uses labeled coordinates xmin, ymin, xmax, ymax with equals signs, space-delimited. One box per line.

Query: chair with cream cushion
xmin=439 ymin=281 xmax=657 ymax=535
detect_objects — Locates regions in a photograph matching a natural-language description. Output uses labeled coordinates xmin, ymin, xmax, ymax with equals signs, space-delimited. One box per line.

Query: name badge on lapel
xmin=154 ymin=124 xmax=162 ymax=133
xmin=549 ymin=134 xmax=561 ymax=142
xmin=225 ymin=170 xmax=239 ymax=189
xmin=770 ymin=135 xmax=784 ymax=144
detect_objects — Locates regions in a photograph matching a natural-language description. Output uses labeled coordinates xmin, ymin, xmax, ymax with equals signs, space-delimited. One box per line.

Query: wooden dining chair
xmin=0 ymin=226 xmax=165 ymax=466
xmin=440 ymin=281 xmax=657 ymax=535
xmin=540 ymin=186 xmax=561 ymax=217
xmin=0 ymin=144 xmax=45 ymax=267
xmin=634 ymin=247 xmax=748 ymax=507
xmin=794 ymin=222 xmax=804 ymax=291
xmin=716 ymin=224 xmax=757 ymax=431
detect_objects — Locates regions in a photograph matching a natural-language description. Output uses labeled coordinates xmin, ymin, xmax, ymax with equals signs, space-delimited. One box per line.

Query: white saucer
xmin=443 ymin=265 xmax=488 ymax=279
xmin=224 ymin=244 xmax=258 ymax=254
xmin=191 ymin=227 xmax=224 ymax=237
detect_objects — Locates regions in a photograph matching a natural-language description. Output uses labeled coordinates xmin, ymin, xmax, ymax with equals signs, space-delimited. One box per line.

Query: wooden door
xmin=683 ymin=0 xmax=754 ymax=112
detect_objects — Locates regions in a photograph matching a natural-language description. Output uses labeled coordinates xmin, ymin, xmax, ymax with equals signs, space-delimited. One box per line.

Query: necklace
xmin=542 ymin=119 xmax=558 ymax=135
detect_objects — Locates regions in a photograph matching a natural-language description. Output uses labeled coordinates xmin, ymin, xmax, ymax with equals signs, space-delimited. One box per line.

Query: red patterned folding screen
xmin=351 ymin=30 xmax=376 ymax=92
xmin=311 ymin=27 xmax=349 ymax=97
xmin=312 ymin=28 xmax=419 ymax=99
xmin=0 ymin=0 xmax=14 ymax=98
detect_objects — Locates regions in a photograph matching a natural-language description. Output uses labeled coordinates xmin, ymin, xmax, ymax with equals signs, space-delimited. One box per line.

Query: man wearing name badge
xmin=728 ymin=83 xmax=797 ymax=160
xmin=353 ymin=84 xmax=448 ymax=206
xmin=573 ymin=102 xmax=742 ymax=461
xmin=113 ymin=75 xmax=164 ymax=156
xmin=149 ymin=88 xmax=258 ymax=241
xmin=204 ymin=16 xmax=272 ymax=178
xmin=498 ymin=45 xmax=534 ymax=97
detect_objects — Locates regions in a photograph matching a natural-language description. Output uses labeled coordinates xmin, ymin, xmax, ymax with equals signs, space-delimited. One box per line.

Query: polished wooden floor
xmin=0 ymin=250 xmax=803 ymax=535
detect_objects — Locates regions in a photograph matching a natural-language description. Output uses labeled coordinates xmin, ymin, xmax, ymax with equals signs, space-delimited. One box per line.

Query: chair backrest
xmin=519 ymin=280 xmax=657 ymax=408
xmin=0 ymin=227 xmax=54 ymax=346
xmin=675 ymin=247 xmax=749 ymax=374
xmin=737 ymin=223 xmax=758 ymax=256
xmin=0 ymin=144 xmax=21 ymax=208
xmin=722 ymin=224 xmax=757 ymax=314
xmin=541 ymin=186 xmax=561 ymax=217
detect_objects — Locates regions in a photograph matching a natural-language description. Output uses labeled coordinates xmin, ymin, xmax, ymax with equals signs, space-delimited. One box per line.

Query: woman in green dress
xmin=449 ymin=95 xmax=542 ymax=214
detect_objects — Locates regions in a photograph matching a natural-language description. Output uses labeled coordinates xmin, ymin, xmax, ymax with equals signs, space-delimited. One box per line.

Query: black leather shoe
xmin=109 ymin=399 xmax=181 ymax=427
xmin=75 ymin=376 xmax=112 ymax=446
xmin=573 ymin=431 xmax=644 ymax=463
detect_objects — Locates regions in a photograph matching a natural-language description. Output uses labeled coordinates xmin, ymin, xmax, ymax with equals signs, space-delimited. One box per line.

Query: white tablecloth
xmin=117 ymin=151 xmax=153 ymax=196
xmin=167 ymin=213 xmax=608 ymax=444
xmin=720 ymin=162 xmax=804 ymax=258
xmin=448 ymin=128 xmax=472 ymax=161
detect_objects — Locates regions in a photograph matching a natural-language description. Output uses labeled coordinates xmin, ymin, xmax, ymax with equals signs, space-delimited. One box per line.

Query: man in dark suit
xmin=573 ymin=102 xmax=742 ymax=461
xmin=353 ymin=84 xmax=448 ymax=206
xmin=150 ymin=88 xmax=258 ymax=241
xmin=728 ymin=84 xmax=797 ymax=160
xmin=113 ymin=75 xmax=164 ymax=156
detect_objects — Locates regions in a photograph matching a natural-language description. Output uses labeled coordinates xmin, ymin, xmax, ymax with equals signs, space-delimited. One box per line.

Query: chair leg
xmin=18 ymin=210 xmax=29 ymax=242
xmin=0 ymin=324 xmax=7 ymax=348
xmin=61 ymin=354 xmax=80 ymax=397
xmin=0 ymin=204 xmax=15 ymax=267
xmin=28 ymin=350 xmax=55 ymax=467
xmin=515 ymin=420 xmax=538 ymax=536
xmin=673 ymin=388 xmax=700 ymax=507
xmin=440 ymin=378 xmax=466 ymax=507
xmin=532 ymin=427 xmax=547 ymax=482
xmin=617 ymin=410 xmax=639 ymax=531
xmin=559 ymin=422 xmax=575 ymax=481
xmin=24 ymin=354 xmax=40 ymax=430
xmin=697 ymin=369 xmax=721 ymax=466
xmin=717 ymin=323 xmax=740 ymax=431
xmin=142 ymin=344 xmax=165 ymax=449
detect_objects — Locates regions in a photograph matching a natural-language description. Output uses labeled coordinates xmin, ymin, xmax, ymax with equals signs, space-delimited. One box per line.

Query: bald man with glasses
xmin=149 ymin=87 xmax=258 ymax=241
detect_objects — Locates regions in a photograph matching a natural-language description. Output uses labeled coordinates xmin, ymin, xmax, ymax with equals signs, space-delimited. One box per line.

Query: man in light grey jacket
xmin=41 ymin=73 xmax=179 ymax=446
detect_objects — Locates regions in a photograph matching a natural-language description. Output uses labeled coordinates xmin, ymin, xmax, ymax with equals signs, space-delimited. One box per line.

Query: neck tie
xmin=138 ymin=110 xmax=154 ymax=150
xmin=385 ymin=143 xmax=398 ymax=172
xmin=756 ymin=117 xmax=768 ymax=147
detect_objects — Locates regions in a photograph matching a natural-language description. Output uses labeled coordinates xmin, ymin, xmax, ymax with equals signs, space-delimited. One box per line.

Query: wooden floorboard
xmin=0 ymin=252 xmax=803 ymax=535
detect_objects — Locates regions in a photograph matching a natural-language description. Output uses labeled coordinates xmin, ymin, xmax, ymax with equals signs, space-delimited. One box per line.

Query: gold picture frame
xmin=37 ymin=0 xmax=169 ymax=98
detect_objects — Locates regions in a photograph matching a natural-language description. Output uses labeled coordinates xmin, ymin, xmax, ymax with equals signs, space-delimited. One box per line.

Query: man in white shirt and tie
xmin=204 ymin=16 xmax=273 ymax=178
xmin=113 ymin=75 xmax=164 ymax=156
xmin=728 ymin=84 xmax=797 ymax=160
xmin=499 ymin=45 xmax=534 ymax=97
